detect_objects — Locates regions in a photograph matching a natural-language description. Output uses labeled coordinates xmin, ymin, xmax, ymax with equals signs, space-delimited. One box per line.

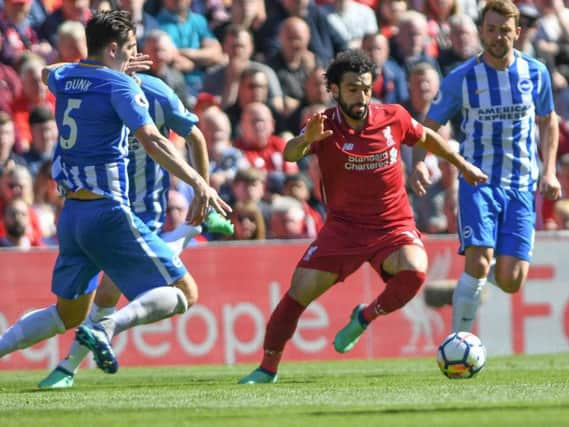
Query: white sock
xmin=59 ymin=304 xmax=117 ymax=374
xmin=0 ymin=305 xmax=66 ymax=357
xmin=452 ymin=273 xmax=487 ymax=332
xmin=100 ymin=286 xmax=188 ymax=337
xmin=161 ymin=224 xmax=202 ymax=255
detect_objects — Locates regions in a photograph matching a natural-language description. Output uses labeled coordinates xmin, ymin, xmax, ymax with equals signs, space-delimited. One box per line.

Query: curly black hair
xmin=324 ymin=49 xmax=378 ymax=90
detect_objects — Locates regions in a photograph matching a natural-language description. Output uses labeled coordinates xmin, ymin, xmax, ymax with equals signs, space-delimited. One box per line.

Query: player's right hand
xmin=303 ymin=113 xmax=333 ymax=145
xmin=461 ymin=163 xmax=488 ymax=187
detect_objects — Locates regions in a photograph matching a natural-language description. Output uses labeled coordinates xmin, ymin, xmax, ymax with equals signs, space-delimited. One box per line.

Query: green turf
xmin=1 ymin=354 xmax=568 ymax=427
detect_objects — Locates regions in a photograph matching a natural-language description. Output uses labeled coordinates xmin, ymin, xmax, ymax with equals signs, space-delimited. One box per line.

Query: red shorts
xmin=297 ymin=220 xmax=424 ymax=282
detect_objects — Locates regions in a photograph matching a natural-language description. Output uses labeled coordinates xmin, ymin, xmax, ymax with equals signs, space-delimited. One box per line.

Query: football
xmin=437 ymin=332 xmax=487 ymax=379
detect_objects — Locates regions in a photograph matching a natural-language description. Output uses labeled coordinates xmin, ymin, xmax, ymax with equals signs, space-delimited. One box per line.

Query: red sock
xmin=260 ymin=293 xmax=306 ymax=374
xmin=362 ymin=270 xmax=426 ymax=324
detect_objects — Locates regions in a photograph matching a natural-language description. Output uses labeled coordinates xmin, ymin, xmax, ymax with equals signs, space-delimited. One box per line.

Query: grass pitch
xmin=1 ymin=354 xmax=568 ymax=427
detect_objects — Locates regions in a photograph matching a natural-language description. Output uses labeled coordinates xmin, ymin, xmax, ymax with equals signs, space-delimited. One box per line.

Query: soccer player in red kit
xmin=239 ymin=49 xmax=487 ymax=384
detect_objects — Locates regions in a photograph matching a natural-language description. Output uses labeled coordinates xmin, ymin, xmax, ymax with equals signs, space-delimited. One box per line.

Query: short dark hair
xmin=29 ymin=106 xmax=54 ymax=126
xmin=325 ymin=49 xmax=378 ymax=90
xmin=86 ymin=10 xmax=135 ymax=57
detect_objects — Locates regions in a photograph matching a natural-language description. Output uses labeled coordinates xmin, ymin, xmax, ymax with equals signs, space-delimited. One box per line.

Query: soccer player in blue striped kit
xmin=412 ymin=0 xmax=561 ymax=333
xmin=0 ymin=11 xmax=231 ymax=374
xmin=37 ymin=70 xmax=234 ymax=388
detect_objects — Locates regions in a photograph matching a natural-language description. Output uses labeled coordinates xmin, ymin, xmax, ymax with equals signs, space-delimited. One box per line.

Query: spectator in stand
xmin=199 ymin=105 xmax=247 ymax=193
xmin=228 ymin=200 xmax=267 ymax=240
xmin=255 ymin=0 xmax=347 ymax=64
xmin=230 ymin=167 xmax=272 ymax=230
xmin=437 ymin=13 xmax=480 ymax=77
xmin=267 ymin=17 xmax=318 ymax=116
xmin=402 ymin=61 xmax=441 ymax=176
xmin=0 ymin=0 xmax=53 ymax=66
xmin=552 ymin=154 xmax=569 ymax=229
xmin=534 ymin=0 xmax=569 ymax=63
xmin=423 ymin=0 xmax=460 ymax=56
xmin=32 ymin=159 xmax=61 ymax=244
xmin=389 ymin=10 xmax=440 ymax=79
xmin=515 ymin=3 xmax=540 ymax=58
xmin=37 ymin=0 xmax=91 ymax=47
xmin=213 ymin=0 xmax=266 ymax=50
xmin=22 ymin=106 xmax=57 ymax=177
xmin=0 ymin=112 xmax=26 ymax=175
xmin=233 ymin=102 xmax=299 ymax=180
xmin=202 ymin=24 xmax=284 ymax=111
xmin=0 ymin=164 xmax=43 ymax=246
xmin=117 ymin=0 xmax=160 ymax=49
xmin=361 ymin=32 xmax=409 ymax=104
xmin=281 ymin=172 xmax=324 ymax=235
xmin=268 ymin=195 xmax=310 ymax=239
xmin=375 ymin=0 xmax=407 ymax=39
xmin=285 ymin=66 xmax=333 ymax=134
xmin=0 ymin=63 xmax=23 ymax=116
xmin=320 ymin=0 xmax=378 ymax=49
xmin=51 ymin=20 xmax=88 ymax=63
xmin=157 ymin=0 xmax=225 ymax=99
xmin=0 ymin=197 xmax=32 ymax=249
xmin=162 ymin=189 xmax=189 ymax=233
xmin=142 ymin=30 xmax=191 ymax=108
xmin=224 ymin=67 xmax=286 ymax=139
xmin=12 ymin=54 xmax=55 ymax=154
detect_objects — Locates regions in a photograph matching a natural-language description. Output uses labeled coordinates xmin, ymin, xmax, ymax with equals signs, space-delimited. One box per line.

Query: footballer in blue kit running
xmin=412 ymin=0 xmax=561 ymax=333
xmin=0 ymin=10 xmax=231 ymax=375
xmin=37 ymin=72 xmax=234 ymax=389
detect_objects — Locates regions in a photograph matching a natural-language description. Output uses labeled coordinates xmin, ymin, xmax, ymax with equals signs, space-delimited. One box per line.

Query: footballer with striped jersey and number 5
xmin=412 ymin=0 xmax=561 ymax=334
xmin=239 ymin=49 xmax=487 ymax=384
xmin=38 ymin=71 xmax=234 ymax=389
xmin=0 ymin=10 xmax=230 ymax=375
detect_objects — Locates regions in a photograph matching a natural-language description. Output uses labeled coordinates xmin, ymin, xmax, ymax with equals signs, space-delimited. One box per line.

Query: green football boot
xmin=238 ymin=368 xmax=278 ymax=384
xmin=38 ymin=367 xmax=75 ymax=389
xmin=333 ymin=304 xmax=368 ymax=353
xmin=205 ymin=211 xmax=234 ymax=236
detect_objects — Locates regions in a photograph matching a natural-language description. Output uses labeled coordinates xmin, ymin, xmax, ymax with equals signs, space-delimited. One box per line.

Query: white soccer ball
xmin=436 ymin=332 xmax=487 ymax=379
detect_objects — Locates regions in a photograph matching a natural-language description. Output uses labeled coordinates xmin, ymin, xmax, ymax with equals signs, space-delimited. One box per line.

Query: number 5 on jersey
xmin=60 ymin=99 xmax=82 ymax=149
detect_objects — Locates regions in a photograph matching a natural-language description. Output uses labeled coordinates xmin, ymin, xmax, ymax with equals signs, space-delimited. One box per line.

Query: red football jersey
xmin=309 ymin=103 xmax=423 ymax=229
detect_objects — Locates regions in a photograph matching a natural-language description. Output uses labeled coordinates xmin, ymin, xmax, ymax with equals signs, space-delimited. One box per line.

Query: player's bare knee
xmin=172 ymin=273 xmax=198 ymax=309
xmin=496 ymin=276 xmax=523 ymax=294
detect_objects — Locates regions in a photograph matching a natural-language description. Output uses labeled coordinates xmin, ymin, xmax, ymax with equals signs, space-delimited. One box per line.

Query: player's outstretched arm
xmin=135 ymin=124 xmax=231 ymax=225
xmin=410 ymin=118 xmax=441 ymax=196
xmin=186 ymin=126 xmax=210 ymax=183
xmin=419 ymin=126 xmax=488 ymax=188
xmin=284 ymin=113 xmax=333 ymax=162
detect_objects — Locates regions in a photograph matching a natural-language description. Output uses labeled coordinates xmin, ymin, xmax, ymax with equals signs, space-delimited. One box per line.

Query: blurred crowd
xmin=1 ymin=0 xmax=569 ymax=250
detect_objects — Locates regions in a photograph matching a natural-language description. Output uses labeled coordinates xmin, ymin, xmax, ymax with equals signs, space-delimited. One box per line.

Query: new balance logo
xmin=303 ymin=245 xmax=318 ymax=261
xmin=342 ymin=143 xmax=354 ymax=150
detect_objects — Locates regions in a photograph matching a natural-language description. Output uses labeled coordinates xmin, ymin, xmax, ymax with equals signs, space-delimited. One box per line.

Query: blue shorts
xmin=457 ymin=179 xmax=535 ymax=261
xmin=52 ymin=198 xmax=187 ymax=301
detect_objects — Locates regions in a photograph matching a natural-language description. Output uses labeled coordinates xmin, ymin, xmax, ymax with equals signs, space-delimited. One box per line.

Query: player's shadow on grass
xmin=307 ymin=403 xmax=569 ymax=417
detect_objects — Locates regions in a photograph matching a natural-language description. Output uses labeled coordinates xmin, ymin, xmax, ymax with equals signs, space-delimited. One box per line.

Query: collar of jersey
xmin=79 ymin=59 xmax=107 ymax=68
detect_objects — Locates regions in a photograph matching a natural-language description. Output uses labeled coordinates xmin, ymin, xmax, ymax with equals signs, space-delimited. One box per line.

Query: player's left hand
xmin=461 ymin=162 xmax=488 ymax=187
xmin=539 ymin=174 xmax=562 ymax=200
xmin=186 ymin=183 xmax=232 ymax=226
xmin=126 ymin=54 xmax=152 ymax=75
xmin=410 ymin=161 xmax=431 ymax=196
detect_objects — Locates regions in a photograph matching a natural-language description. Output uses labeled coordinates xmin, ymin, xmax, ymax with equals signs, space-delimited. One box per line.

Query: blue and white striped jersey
xmin=427 ymin=51 xmax=554 ymax=191
xmin=49 ymin=60 xmax=153 ymax=205
xmin=128 ymin=73 xmax=198 ymax=232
